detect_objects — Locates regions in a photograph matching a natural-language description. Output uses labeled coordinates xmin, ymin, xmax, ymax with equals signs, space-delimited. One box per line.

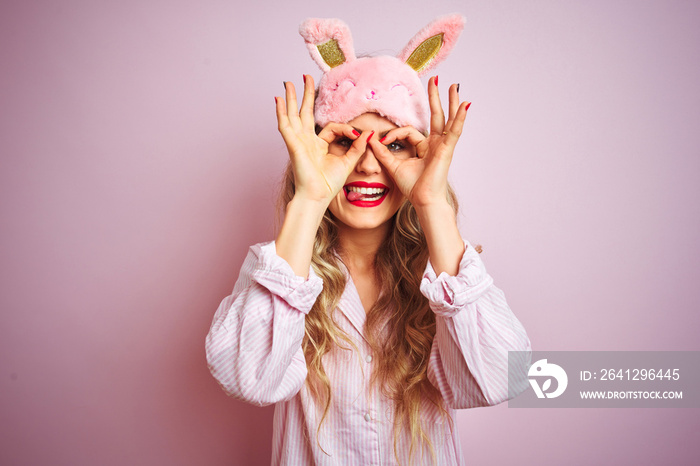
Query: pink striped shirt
xmin=206 ymin=241 xmax=531 ymax=465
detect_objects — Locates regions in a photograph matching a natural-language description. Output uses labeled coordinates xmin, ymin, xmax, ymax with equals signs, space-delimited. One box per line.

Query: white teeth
xmin=347 ymin=186 xmax=386 ymax=195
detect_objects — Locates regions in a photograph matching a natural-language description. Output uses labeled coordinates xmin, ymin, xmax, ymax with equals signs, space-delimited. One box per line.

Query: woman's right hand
xmin=275 ymin=75 xmax=370 ymax=206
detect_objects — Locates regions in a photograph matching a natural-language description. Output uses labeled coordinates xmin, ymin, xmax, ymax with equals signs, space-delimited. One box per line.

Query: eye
xmin=331 ymin=136 xmax=353 ymax=150
xmin=384 ymin=139 xmax=414 ymax=159
xmin=387 ymin=141 xmax=406 ymax=153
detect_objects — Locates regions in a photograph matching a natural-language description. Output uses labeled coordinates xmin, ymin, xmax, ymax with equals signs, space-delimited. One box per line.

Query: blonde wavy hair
xmin=277 ymin=157 xmax=466 ymax=464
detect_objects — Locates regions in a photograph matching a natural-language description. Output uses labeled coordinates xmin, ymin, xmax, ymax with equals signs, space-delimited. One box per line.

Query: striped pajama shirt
xmin=206 ymin=241 xmax=531 ymax=465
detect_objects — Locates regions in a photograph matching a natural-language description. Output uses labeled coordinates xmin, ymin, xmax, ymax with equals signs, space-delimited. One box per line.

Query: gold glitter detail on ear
xmin=405 ymin=33 xmax=444 ymax=72
xmin=317 ymin=39 xmax=346 ymax=68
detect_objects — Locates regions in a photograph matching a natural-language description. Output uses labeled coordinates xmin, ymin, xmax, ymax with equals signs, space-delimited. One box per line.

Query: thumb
xmin=369 ymin=138 xmax=401 ymax=177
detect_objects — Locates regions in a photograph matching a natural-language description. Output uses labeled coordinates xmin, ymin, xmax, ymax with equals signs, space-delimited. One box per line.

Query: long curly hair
xmin=276 ymin=161 xmax=460 ymax=465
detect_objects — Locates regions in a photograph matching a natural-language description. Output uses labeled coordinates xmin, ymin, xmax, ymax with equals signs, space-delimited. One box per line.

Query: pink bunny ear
xmin=397 ymin=14 xmax=466 ymax=77
xmin=299 ymin=18 xmax=356 ymax=72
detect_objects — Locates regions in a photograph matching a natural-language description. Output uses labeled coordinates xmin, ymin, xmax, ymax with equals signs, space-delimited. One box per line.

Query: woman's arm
xmin=206 ymin=77 xmax=373 ymax=403
xmin=370 ymin=79 xmax=469 ymax=275
xmin=420 ymin=242 xmax=531 ymax=408
xmin=205 ymin=242 xmax=323 ymax=406
xmin=414 ymin=201 xmax=464 ymax=276
xmin=373 ymin=78 xmax=531 ymax=407
xmin=274 ymin=77 xmax=371 ymax=277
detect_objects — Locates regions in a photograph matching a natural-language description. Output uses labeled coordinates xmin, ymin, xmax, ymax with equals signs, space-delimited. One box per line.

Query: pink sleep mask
xmin=299 ymin=15 xmax=466 ymax=133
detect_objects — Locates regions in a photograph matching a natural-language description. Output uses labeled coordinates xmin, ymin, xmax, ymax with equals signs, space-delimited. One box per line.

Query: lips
xmin=343 ymin=181 xmax=389 ymax=207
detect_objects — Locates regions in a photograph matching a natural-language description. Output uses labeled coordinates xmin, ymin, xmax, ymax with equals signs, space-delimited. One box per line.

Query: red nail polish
xmin=274 ymin=96 xmax=277 ymax=104
xmin=303 ymin=75 xmax=306 ymax=84
xmin=366 ymin=131 xmax=375 ymax=142
xmin=379 ymin=136 xmax=386 ymax=143
xmin=465 ymin=102 xmax=472 ymax=111
xmin=352 ymin=129 xmax=360 ymax=137
xmin=434 ymin=76 xmax=439 ymax=86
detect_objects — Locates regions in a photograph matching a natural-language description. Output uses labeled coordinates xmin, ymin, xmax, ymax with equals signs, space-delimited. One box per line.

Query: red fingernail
xmin=274 ymin=96 xmax=277 ymax=104
xmin=303 ymin=75 xmax=306 ymax=84
xmin=379 ymin=136 xmax=386 ymax=143
xmin=366 ymin=131 xmax=374 ymax=142
xmin=434 ymin=76 xmax=439 ymax=86
xmin=465 ymin=102 xmax=472 ymax=111
xmin=352 ymin=129 xmax=360 ymax=137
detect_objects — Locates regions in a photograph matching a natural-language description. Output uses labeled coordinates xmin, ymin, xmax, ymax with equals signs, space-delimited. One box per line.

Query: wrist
xmin=414 ymin=201 xmax=464 ymax=277
xmin=276 ymin=195 xmax=329 ymax=278
xmin=413 ymin=198 xmax=455 ymax=218
xmin=291 ymin=187 xmax=336 ymax=207
xmin=408 ymin=185 xmax=453 ymax=210
xmin=286 ymin=195 xmax=328 ymax=224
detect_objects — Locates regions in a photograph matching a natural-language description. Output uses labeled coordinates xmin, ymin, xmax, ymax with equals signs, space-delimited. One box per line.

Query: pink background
xmin=1 ymin=0 xmax=698 ymax=464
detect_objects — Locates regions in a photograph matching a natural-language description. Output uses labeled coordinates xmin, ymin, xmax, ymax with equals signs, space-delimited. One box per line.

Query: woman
xmin=206 ymin=15 xmax=531 ymax=465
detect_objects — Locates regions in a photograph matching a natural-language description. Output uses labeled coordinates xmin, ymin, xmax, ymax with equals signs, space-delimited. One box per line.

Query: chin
xmin=329 ymin=211 xmax=383 ymax=229
xmin=342 ymin=218 xmax=392 ymax=231
xmin=328 ymin=192 xmax=405 ymax=233
xmin=329 ymin=207 xmax=398 ymax=233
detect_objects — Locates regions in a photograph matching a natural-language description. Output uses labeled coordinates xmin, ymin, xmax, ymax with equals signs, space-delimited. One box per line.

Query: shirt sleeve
xmin=420 ymin=240 xmax=532 ymax=409
xmin=205 ymin=241 xmax=323 ymax=406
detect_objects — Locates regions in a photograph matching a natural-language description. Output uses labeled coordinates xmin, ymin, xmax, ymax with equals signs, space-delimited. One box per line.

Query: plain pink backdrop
xmin=1 ymin=0 xmax=699 ymax=464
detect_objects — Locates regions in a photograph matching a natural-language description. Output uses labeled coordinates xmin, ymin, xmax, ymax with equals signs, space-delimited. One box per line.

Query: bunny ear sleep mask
xmin=299 ymin=14 xmax=466 ymax=133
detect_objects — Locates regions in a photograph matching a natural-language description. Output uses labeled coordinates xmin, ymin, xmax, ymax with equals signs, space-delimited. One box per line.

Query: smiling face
xmin=327 ymin=113 xmax=415 ymax=236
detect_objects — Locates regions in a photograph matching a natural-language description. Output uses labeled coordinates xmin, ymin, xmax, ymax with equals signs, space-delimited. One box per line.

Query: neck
xmin=336 ymin=221 xmax=390 ymax=272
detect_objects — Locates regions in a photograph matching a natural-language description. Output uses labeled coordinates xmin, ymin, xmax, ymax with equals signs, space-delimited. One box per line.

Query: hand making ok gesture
xmin=370 ymin=77 xmax=471 ymax=209
xmin=275 ymin=75 xmax=374 ymax=206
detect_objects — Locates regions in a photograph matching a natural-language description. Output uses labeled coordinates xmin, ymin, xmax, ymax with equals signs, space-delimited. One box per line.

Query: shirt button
xmin=365 ymin=355 xmax=372 ymax=363
xmin=364 ymin=412 xmax=371 ymax=422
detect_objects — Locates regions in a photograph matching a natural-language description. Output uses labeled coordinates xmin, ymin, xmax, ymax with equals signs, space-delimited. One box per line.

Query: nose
xmin=355 ymin=145 xmax=381 ymax=175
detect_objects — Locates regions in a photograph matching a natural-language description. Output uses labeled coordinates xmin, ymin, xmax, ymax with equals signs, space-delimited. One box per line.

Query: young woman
xmin=206 ymin=15 xmax=531 ymax=465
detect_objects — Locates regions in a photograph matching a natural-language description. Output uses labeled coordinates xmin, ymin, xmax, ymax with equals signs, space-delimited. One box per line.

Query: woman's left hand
xmin=370 ymin=78 xmax=470 ymax=208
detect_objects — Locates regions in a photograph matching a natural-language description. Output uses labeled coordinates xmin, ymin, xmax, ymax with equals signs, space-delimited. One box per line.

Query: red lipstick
xmin=343 ymin=181 xmax=389 ymax=208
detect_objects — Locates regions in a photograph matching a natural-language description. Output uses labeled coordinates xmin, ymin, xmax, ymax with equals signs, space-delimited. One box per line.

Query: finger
xmin=317 ymin=123 xmax=360 ymax=145
xmin=428 ymin=76 xmax=445 ymax=135
xmin=447 ymin=83 xmax=460 ymax=123
xmin=379 ymin=126 xmax=426 ymax=148
xmin=343 ymin=130 xmax=372 ymax=167
xmin=275 ymin=96 xmax=305 ymax=161
xmin=299 ymin=74 xmax=316 ymax=131
xmin=284 ymin=81 xmax=300 ymax=124
xmin=275 ymin=96 xmax=291 ymax=133
xmin=368 ymin=138 xmax=401 ymax=175
xmin=444 ymin=101 xmax=471 ymax=146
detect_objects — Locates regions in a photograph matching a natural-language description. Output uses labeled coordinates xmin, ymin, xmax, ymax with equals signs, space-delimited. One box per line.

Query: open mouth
xmin=343 ymin=182 xmax=389 ymax=206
